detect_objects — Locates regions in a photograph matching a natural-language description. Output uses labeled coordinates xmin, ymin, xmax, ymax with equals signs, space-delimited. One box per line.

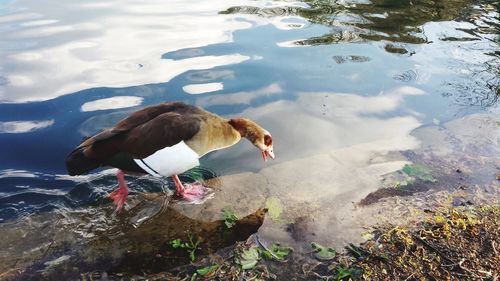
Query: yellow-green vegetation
xmin=264 ymin=197 xmax=283 ymax=222
xmin=360 ymin=163 xmax=440 ymax=205
xmin=236 ymin=246 xmax=261 ymax=270
xmin=311 ymin=205 xmax=499 ymax=280
xmin=221 ymin=206 xmax=238 ymax=229
xmin=311 ymin=242 xmax=337 ymax=261
xmin=402 ymin=163 xmax=437 ymax=183
xmin=235 ymin=242 xmax=294 ymax=270
xmin=195 ymin=265 xmax=218 ymax=276
xmin=130 ymin=205 xmax=499 ymax=280
xmin=259 ymin=243 xmax=293 ymax=261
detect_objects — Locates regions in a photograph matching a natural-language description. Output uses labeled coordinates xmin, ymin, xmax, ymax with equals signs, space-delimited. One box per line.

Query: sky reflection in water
xmin=0 ymin=0 xmax=498 ymax=254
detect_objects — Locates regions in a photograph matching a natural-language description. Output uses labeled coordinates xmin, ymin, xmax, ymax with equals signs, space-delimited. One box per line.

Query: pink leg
xmin=172 ymin=174 xmax=185 ymax=196
xmin=172 ymin=174 xmax=207 ymax=201
xmin=109 ymin=170 xmax=129 ymax=211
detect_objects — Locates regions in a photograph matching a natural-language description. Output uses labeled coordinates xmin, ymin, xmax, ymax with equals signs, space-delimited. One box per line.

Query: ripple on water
xmin=162 ymin=48 xmax=205 ymax=60
xmin=0 ymin=0 xmax=498 ymax=278
xmin=332 ymin=55 xmax=371 ymax=64
xmin=186 ymin=69 xmax=234 ymax=82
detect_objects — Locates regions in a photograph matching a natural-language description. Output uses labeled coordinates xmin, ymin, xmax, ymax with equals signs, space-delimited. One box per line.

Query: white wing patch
xmin=134 ymin=141 xmax=200 ymax=177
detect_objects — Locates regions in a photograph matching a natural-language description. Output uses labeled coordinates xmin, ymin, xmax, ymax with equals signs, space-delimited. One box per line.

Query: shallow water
xmin=0 ymin=0 xmax=498 ymax=278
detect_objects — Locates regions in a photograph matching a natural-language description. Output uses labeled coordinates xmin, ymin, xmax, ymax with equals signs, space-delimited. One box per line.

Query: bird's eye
xmin=264 ymin=134 xmax=272 ymax=146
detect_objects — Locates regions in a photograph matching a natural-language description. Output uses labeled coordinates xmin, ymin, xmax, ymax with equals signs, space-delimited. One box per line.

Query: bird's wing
xmin=119 ymin=112 xmax=202 ymax=158
xmin=79 ymin=103 xmax=203 ymax=161
xmin=79 ymin=102 xmax=197 ymax=148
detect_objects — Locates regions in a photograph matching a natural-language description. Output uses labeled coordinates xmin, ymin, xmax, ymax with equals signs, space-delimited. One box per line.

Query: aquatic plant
xmin=170 ymin=231 xmax=202 ymax=262
xmin=196 ymin=264 xmax=218 ymax=276
xmin=311 ymin=242 xmax=337 ymax=260
xmin=265 ymin=196 xmax=284 ymax=223
xmin=334 ymin=264 xmax=355 ymax=281
xmin=402 ymin=163 xmax=437 ymax=182
xmin=235 ymin=241 xmax=293 ymax=270
xmin=259 ymin=243 xmax=293 ymax=260
xmin=221 ymin=206 xmax=238 ymax=229
xmin=235 ymin=246 xmax=260 ymax=269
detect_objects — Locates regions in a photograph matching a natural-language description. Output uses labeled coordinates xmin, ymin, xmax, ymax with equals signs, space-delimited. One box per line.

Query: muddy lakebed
xmin=0 ymin=0 xmax=499 ymax=280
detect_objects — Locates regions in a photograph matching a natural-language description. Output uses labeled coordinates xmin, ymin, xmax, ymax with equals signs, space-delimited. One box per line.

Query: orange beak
xmin=261 ymin=150 xmax=275 ymax=162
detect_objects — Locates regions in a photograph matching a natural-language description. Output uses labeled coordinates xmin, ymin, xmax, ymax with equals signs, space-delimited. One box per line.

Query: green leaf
xmin=189 ymin=250 xmax=196 ymax=262
xmin=224 ymin=220 xmax=235 ymax=229
xmin=258 ymin=249 xmax=274 ymax=260
xmin=265 ymin=197 xmax=283 ymax=222
xmin=222 ymin=206 xmax=238 ymax=229
xmin=311 ymin=242 xmax=336 ymax=260
xmin=170 ymin=233 xmax=202 ymax=261
xmin=196 ymin=265 xmax=218 ymax=276
xmin=271 ymin=243 xmax=293 ymax=260
xmin=335 ymin=265 xmax=352 ymax=280
xmin=393 ymin=178 xmax=415 ymax=189
xmin=170 ymin=239 xmax=183 ymax=248
xmin=187 ymin=232 xmax=201 ymax=248
xmin=241 ymin=259 xmax=258 ymax=270
xmin=258 ymin=243 xmax=293 ymax=260
xmin=346 ymin=243 xmax=365 ymax=258
xmin=402 ymin=164 xmax=436 ymax=182
xmin=196 ymin=264 xmax=219 ymax=276
xmin=237 ymin=247 xmax=260 ymax=270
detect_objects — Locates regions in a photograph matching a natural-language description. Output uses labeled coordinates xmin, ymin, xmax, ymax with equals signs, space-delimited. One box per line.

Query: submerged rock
xmin=360 ymin=112 xmax=500 ymax=205
xmin=0 ymin=194 xmax=267 ymax=281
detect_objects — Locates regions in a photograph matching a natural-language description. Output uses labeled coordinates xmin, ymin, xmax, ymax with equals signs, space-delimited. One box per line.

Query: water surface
xmin=0 ymin=0 xmax=498 ymax=278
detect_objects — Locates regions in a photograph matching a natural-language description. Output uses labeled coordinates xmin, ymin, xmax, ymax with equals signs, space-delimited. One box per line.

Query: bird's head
xmin=229 ymin=118 xmax=275 ymax=161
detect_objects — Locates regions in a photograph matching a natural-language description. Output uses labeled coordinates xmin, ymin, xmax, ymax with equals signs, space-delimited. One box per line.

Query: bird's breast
xmin=186 ymin=118 xmax=241 ymax=157
xmin=133 ymin=141 xmax=200 ymax=177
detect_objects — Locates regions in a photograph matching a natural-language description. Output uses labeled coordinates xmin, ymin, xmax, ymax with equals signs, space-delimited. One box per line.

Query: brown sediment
xmin=2 ymin=196 xmax=267 ymax=281
xmin=358 ymin=178 xmax=433 ymax=206
xmin=106 ymin=202 xmax=267 ymax=275
xmin=130 ymin=205 xmax=499 ymax=281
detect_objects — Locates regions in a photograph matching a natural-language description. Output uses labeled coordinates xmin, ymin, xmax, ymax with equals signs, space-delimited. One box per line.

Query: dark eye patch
xmin=264 ymin=135 xmax=272 ymax=146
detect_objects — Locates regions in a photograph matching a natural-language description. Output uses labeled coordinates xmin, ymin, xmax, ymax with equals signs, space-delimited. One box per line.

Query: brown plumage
xmin=67 ymin=103 xmax=201 ymax=175
xmin=66 ymin=101 xmax=274 ymax=209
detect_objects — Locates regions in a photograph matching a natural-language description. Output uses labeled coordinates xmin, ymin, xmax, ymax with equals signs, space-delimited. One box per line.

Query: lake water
xmin=0 ymin=0 xmax=498 ymax=278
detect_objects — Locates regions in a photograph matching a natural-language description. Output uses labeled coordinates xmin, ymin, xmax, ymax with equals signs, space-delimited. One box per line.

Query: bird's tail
xmin=66 ymin=146 xmax=100 ymax=176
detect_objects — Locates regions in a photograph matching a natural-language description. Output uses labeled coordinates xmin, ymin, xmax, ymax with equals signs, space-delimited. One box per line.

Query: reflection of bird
xmin=66 ymin=102 xmax=274 ymax=210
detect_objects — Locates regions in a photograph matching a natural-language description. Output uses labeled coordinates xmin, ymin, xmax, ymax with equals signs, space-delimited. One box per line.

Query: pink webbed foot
xmin=172 ymin=174 xmax=212 ymax=204
xmin=109 ymin=170 xmax=129 ymax=211
xmin=179 ymin=181 xmax=208 ymax=201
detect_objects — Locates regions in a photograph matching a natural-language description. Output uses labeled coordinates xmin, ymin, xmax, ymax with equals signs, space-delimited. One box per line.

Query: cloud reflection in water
xmin=183 ymin=82 xmax=224 ymax=95
xmin=0 ymin=0 xmax=258 ymax=103
xmin=196 ymin=85 xmax=424 ymax=247
xmin=0 ymin=120 xmax=54 ymax=133
xmin=203 ymin=86 xmax=424 ymax=201
xmin=80 ymin=96 xmax=143 ymax=112
xmin=196 ymin=83 xmax=283 ymax=106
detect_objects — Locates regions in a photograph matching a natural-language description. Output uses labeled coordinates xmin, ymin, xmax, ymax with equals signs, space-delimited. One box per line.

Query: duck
xmin=66 ymin=101 xmax=274 ymax=210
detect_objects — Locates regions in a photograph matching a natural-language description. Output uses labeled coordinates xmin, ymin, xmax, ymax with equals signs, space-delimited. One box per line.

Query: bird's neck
xmin=228 ymin=118 xmax=257 ymax=143
xmin=185 ymin=117 xmax=241 ymax=157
